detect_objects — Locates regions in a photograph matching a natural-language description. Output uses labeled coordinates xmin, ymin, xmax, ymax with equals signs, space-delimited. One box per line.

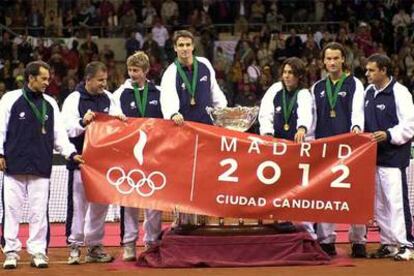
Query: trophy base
xmin=170 ymin=222 xmax=296 ymax=236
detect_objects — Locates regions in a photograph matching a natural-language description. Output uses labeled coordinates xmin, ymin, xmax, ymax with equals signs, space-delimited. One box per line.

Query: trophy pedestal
xmin=137 ymin=228 xmax=330 ymax=268
xmin=171 ymin=222 xmax=296 ymax=236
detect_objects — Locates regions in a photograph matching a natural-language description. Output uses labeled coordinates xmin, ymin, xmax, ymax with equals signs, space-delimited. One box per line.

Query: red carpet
xmin=10 ymin=223 xmax=380 ymax=248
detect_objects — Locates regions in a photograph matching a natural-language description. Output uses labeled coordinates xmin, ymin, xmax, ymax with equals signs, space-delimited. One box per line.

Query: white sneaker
xmin=85 ymin=245 xmax=113 ymax=263
xmin=31 ymin=253 xmax=48 ymax=268
xmin=3 ymin=252 xmax=19 ymax=269
xmin=68 ymin=245 xmax=81 ymax=265
xmin=394 ymin=247 xmax=414 ymax=261
xmin=122 ymin=243 xmax=136 ymax=262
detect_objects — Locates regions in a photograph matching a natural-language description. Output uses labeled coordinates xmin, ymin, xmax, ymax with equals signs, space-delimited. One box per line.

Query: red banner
xmin=81 ymin=114 xmax=377 ymax=224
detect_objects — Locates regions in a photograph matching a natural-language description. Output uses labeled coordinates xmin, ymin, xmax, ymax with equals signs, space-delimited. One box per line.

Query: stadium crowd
xmin=2 ymin=0 xmax=414 ymax=107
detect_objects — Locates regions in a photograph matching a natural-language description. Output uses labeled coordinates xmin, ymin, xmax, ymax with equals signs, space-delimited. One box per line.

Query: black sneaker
xmin=320 ymin=243 xmax=337 ymax=256
xmin=351 ymin=244 xmax=367 ymax=258
xmin=370 ymin=244 xmax=398 ymax=259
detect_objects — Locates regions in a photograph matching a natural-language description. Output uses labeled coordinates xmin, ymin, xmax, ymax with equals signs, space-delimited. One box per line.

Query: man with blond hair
xmin=113 ymin=51 xmax=164 ymax=261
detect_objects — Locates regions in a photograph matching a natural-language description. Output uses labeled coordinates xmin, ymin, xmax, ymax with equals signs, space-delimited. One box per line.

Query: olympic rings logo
xmin=106 ymin=167 xmax=167 ymax=197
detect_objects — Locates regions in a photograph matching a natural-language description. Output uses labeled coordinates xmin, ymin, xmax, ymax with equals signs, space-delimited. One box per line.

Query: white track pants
xmin=120 ymin=208 xmax=162 ymax=245
xmin=375 ymin=166 xmax=413 ymax=247
xmin=317 ymin=223 xmax=366 ymax=244
xmin=2 ymin=174 xmax=50 ymax=255
xmin=66 ymin=170 xmax=108 ymax=247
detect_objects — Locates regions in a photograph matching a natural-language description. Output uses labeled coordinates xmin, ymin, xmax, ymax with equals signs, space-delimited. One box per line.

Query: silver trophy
xmin=207 ymin=106 xmax=260 ymax=227
xmin=206 ymin=106 xmax=260 ymax=132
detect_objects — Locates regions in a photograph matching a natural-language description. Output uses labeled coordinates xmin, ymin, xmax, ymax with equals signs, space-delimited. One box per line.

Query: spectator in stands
xmin=234 ymin=14 xmax=248 ymax=34
xmin=163 ymin=30 xmax=176 ymax=63
xmin=302 ymin=36 xmax=320 ymax=63
xmin=142 ymin=0 xmax=157 ymax=28
xmin=335 ymin=27 xmax=352 ymax=46
xmin=161 ymin=0 xmax=179 ymax=25
xmin=187 ymin=9 xmax=200 ymax=29
xmin=28 ymin=8 xmax=44 ymax=37
xmin=17 ymin=36 xmax=33 ymax=65
xmin=273 ymin=36 xmax=288 ymax=66
xmin=105 ymin=9 xmax=119 ymax=37
xmin=250 ymin=0 xmax=265 ymax=23
xmin=238 ymin=40 xmax=255 ymax=67
xmin=256 ymin=41 xmax=272 ymax=68
xmin=319 ymin=31 xmax=333 ymax=50
xmin=77 ymin=2 xmax=95 ymax=30
xmin=45 ymin=10 xmax=62 ymax=37
xmin=80 ymin=32 xmax=99 ymax=64
xmin=101 ymin=44 xmax=115 ymax=65
xmin=125 ymin=31 xmax=141 ymax=57
xmin=228 ymin=59 xmax=244 ymax=105
xmin=14 ymin=75 xmax=24 ymax=89
xmin=10 ymin=5 xmax=26 ymax=30
xmin=258 ymin=64 xmax=273 ymax=93
xmin=60 ymin=76 xmax=77 ymax=105
xmin=234 ymin=79 xmax=257 ymax=107
xmin=106 ymin=62 xmax=125 ymax=92
xmin=285 ymin=28 xmax=303 ymax=58
xmin=142 ymin=33 xmax=161 ymax=63
xmin=135 ymin=29 xmax=144 ymax=50
xmin=147 ymin=53 xmax=163 ymax=84
xmin=117 ymin=0 xmax=134 ymax=18
xmin=152 ymin=17 xmax=169 ymax=49
xmin=0 ymin=32 xmax=13 ymax=62
xmin=392 ymin=7 xmax=411 ymax=33
xmin=62 ymin=8 xmax=77 ymax=37
xmin=12 ymin=61 xmax=24 ymax=79
xmin=354 ymin=22 xmax=375 ymax=57
xmin=266 ymin=4 xmax=284 ymax=33
xmin=119 ymin=9 xmax=137 ymax=37
xmin=0 ymin=81 xmax=6 ymax=98
xmin=0 ymin=60 xmax=13 ymax=90
xmin=99 ymin=0 xmax=115 ymax=20
xmin=61 ymin=43 xmax=79 ymax=77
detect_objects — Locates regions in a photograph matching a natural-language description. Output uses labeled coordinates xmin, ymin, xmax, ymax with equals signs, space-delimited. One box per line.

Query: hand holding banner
xmin=81 ymin=114 xmax=377 ymax=224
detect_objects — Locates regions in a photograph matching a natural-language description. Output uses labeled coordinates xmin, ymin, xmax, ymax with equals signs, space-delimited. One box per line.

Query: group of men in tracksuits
xmin=259 ymin=42 xmax=414 ymax=261
xmin=0 ymin=31 xmax=413 ymax=270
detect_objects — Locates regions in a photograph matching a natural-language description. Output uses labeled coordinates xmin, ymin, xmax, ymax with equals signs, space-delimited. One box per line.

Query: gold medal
xmin=330 ymin=109 xmax=336 ymax=118
xmin=41 ymin=126 xmax=47 ymax=134
xmin=190 ymin=97 xmax=196 ymax=106
xmin=283 ymin=123 xmax=289 ymax=131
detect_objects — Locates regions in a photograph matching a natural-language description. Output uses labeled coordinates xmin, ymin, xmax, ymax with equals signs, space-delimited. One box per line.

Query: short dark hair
xmin=367 ymin=54 xmax=393 ymax=76
xmin=321 ymin=42 xmax=347 ymax=70
xmin=281 ymin=57 xmax=306 ymax=89
xmin=84 ymin=61 xmax=107 ymax=80
xmin=24 ymin=61 xmax=50 ymax=82
xmin=173 ymin=30 xmax=194 ymax=45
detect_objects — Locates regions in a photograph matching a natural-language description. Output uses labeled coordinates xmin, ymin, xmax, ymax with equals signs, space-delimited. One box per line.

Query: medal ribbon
xmin=326 ymin=73 xmax=347 ymax=111
xmin=282 ymin=88 xmax=299 ymax=127
xmin=132 ymin=83 xmax=148 ymax=117
xmin=22 ymin=88 xmax=47 ymax=130
xmin=174 ymin=58 xmax=198 ymax=100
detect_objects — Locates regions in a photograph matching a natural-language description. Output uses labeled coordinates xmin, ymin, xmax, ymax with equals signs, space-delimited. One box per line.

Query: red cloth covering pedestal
xmin=137 ymin=229 xmax=331 ymax=268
